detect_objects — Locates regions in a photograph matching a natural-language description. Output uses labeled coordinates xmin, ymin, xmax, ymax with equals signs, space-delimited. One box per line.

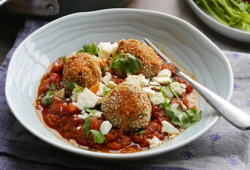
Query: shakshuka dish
xmin=35 ymin=39 xmax=201 ymax=153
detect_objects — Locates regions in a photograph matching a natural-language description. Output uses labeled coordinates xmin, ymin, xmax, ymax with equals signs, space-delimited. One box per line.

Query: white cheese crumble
xmin=77 ymin=113 xmax=89 ymax=120
xmin=72 ymin=88 xmax=100 ymax=109
xmin=151 ymin=69 xmax=172 ymax=85
xmin=100 ymin=121 xmax=112 ymax=135
xmin=125 ymin=74 xmax=149 ymax=87
xmin=98 ymin=42 xmax=118 ymax=60
xmin=148 ymin=136 xmax=162 ymax=149
xmin=170 ymin=82 xmax=186 ymax=95
xmin=152 ymin=77 xmax=172 ymax=85
xmin=89 ymin=110 xmax=103 ymax=117
xmin=171 ymin=103 xmax=179 ymax=108
xmin=77 ymin=126 xmax=81 ymax=130
xmin=143 ymin=87 xmax=165 ymax=105
xmin=161 ymin=120 xmax=180 ymax=135
xmin=105 ymin=81 xmax=116 ymax=89
xmin=102 ymin=72 xmax=112 ymax=84
xmin=157 ymin=69 xmax=172 ymax=77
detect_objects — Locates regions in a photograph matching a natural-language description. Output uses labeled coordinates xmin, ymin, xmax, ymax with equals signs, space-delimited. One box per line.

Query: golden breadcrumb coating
xmin=116 ymin=39 xmax=162 ymax=78
xmin=63 ymin=53 xmax=102 ymax=89
xmin=101 ymin=82 xmax=152 ymax=131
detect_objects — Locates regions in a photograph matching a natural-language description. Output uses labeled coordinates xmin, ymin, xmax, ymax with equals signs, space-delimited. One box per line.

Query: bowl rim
xmin=5 ymin=8 xmax=233 ymax=160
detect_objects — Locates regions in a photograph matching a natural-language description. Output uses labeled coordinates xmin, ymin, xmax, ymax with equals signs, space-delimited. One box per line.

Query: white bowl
xmin=187 ymin=0 xmax=250 ymax=42
xmin=5 ymin=9 xmax=233 ymax=160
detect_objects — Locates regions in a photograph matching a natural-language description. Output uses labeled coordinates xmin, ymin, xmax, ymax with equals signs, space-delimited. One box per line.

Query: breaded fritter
xmin=63 ymin=53 xmax=102 ymax=89
xmin=116 ymin=39 xmax=162 ymax=78
xmin=101 ymin=82 xmax=152 ymax=131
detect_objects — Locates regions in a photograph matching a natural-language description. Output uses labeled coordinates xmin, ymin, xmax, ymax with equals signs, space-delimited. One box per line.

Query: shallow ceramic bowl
xmin=5 ymin=9 xmax=233 ymax=160
xmin=187 ymin=0 xmax=250 ymax=42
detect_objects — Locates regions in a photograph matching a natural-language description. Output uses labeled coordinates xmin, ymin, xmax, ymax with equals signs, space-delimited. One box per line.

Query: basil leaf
xmin=41 ymin=83 xmax=56 ymax=105
xmin=110 ymin=53 xmax=142 ymax=76
xmin=89 ymin=130 xmax=105 ymax=144
xmin=84 ymin=117 xmax=91 ymax=135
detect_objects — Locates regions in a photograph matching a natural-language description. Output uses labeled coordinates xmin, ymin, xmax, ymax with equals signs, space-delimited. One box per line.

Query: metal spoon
xmin=143 ymin=38 xmax=250 ymax=130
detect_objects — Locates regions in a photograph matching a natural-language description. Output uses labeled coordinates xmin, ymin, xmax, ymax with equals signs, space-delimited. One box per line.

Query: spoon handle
xmin=178 ymin=71 xmax=250 ymax=130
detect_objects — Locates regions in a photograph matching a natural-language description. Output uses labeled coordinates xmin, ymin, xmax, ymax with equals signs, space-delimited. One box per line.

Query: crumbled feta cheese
xmin=157 ymin=69 xmax=172 ymax=77
xmin=102 ymin=72 xmax=112 ymax=84
xmin=178 ymin=114 xmax=183 ymax=122
xmin=96 ymin=83 xmax=106 ymax=96
xmin=171 ymin=103 xmax=179 ymax=108
xmin=77 ymin=126 xmax=81 ymax=130
xmin=143 ymin=87 xmax=165 ymax=105
xmin=73 ymin=88 xmax=100 ymax=109
xmin=77 ymin=113 xmax=89 ymax=120
xmin=148 ymin=136 xmax=162 ymax=149
xmin=125 ymin=74 xmax=149 ymax=87
xmin=149 ymin=81 xmax=160 ymax=86
xmin=105 ymin=81 xmax=116 ymax=89
xmin=98 ymin=42 xmax=118 ymax=60
xmin=152 ymin=76 xmax=172 ymax=84
xmin=89 ymin=110 xmax=103 ymax=117
xmin=100 ymin=121 xmax=112 ymax=135
xmin=170 ymin=82 xmax=186 ymax=95
xmin=161 ymin=120 xmax=180 ymax=135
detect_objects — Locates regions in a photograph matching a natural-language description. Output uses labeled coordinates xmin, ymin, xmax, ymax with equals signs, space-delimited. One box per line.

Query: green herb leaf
xmin=84 ymin=107 xmax=97 ymax=115
xmin=84 ymin=117 xmax=91 ymax=135
xmin=135 ymin=129 xmax=145 ymax=134
xmin=110 ymin=53 xmax=142 ymax=76
xmin=103 ymin=86 xmax=111 ymax=96
xmin=41 ymin=83 xmax=56 ymax=105
xmin=89 ymin=130 xmax=105 ymax=144
xmin=67 ymin=81 xmax=75 ymax=91
xmin=166 ymin=107 xmax=202 ymax=129
xmin=76 ymin=49 xmax=85 ymax=54
xmin=62 ymin=56 xmax=66 ymax=64
xmin=76 ymin=42 xmax=99 ymax=55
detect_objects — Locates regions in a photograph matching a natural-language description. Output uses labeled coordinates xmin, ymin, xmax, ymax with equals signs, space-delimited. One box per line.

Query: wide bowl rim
xmin=5 ymin=8 xmax=233 ymax=160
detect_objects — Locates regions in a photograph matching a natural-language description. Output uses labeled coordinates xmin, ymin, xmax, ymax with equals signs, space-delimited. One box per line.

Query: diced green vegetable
xmin=110 ymin=53 xmax=142 ymax=76
xmin=41 ymin=83 xmax=56 ymax=105
xmin=103 ymin=86 xmax=111 ymax=96
xmin=194 ymin=0 xmax=250 ymax=32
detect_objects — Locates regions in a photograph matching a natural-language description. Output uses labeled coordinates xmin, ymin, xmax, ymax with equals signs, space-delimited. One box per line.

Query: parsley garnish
xmin=165 ymin=107 xmax=202 ymax=129
xmin=41 ymin=83 xmax=56 ymax=105
xmin=66 ymin=82 xmax=84 ymax=92
xmin=89 ymin=130 xmax=105 ymax=144
xmin=83 ymin=117 xmax=105 ymax=144
xmin=135 ymin=129 xmax=145 ymax=134
xmin=77 ymin=42 xmax=99 ymax=55
xmin=110 ymin=53 xmax=142 ymax=76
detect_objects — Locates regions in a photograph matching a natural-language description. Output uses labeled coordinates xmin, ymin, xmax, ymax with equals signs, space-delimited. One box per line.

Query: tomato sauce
xmin=36 ymin=58 xmax=195 ymax=153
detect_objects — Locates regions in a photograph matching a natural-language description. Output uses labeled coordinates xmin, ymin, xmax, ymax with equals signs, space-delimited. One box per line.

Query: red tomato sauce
xmin=36 ymin=58 xmax=193 ymax=153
